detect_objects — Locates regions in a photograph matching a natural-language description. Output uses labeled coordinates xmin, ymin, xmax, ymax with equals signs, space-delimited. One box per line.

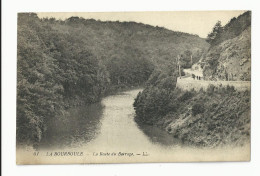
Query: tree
xmin=181 ymin=50 xmax=193 ymax=68
xmin=206 ymin=21 xmax=223 ymax=45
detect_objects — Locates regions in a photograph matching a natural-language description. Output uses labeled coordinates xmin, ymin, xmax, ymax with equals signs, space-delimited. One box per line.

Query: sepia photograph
xmin=16 ymin=11 xmax=251 ymax=164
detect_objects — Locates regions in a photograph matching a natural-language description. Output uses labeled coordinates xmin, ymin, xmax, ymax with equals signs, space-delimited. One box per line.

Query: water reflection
xmin=135 ymin=118 xmax=182 ymax=148
xmin=39 ymin=102 xmax=104 ymax=149
xmin=38 ymin=89 xmax=181 ymax=151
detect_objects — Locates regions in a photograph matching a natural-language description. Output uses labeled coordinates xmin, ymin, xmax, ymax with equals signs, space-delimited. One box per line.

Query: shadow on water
xmin=39 ymin=102 xmax=104 ymax=150
xmin=134 ymin=117 xmax=182 ymax=148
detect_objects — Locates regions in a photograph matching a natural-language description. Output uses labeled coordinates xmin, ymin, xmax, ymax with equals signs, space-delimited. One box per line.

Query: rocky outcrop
xmin=203 ymin=26 xmax=251 ymax=81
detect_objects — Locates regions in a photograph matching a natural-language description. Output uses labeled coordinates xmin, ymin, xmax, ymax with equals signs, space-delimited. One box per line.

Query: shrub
xmin=192 ymin=102 xmax=205 ymax=116
xmin=178 ymin=91 xmax=194 ymax=102
xmin=207 ymin=84 xmax=216 ymax=94
xmin=226 ymin=85 xmax=235 ymax=93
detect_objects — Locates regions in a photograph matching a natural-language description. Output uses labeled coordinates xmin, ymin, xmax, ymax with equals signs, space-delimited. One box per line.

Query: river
xmin=39 ymin=89 xmax=182 ymax=152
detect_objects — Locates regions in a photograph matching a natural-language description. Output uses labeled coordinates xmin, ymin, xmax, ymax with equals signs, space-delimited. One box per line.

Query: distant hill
xmin=202 ymin=11 xmax=251 ymax=81
xmin=55 ymin=16 xmax=209 ymax=69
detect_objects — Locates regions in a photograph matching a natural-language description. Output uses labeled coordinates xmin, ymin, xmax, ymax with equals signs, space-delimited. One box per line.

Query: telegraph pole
xmin=178 ymin=55 xmax=181 ymax=79
xmin=190 ymin=55 xmax=193 ymax=66
xmin=176 ymin=57 xmax=178 ymax=70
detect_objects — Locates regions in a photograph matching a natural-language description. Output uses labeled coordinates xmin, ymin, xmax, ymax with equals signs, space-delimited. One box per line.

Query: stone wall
xmin=176 ymin=77 xmax=250 ymax=92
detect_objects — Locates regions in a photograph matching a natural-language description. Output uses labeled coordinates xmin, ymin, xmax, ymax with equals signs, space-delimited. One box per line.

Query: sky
xmin=37 ymin=11 xmax=246 ymax=38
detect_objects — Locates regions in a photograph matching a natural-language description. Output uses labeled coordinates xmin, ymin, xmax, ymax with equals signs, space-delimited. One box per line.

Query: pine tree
xmin=206 ymin=21 xmax=223 ymax=45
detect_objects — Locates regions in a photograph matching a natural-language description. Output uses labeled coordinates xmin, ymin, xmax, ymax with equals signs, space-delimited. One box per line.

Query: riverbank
xmin=134 ymin=86 xmax=251 ymax=148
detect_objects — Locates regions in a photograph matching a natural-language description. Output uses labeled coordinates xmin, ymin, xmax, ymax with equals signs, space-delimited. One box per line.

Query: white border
xmin=2 ymin=0 xmax=260 ymax=176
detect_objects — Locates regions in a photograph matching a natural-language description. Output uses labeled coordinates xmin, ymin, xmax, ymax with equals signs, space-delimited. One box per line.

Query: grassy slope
xmin=158 ymin=89 xmax=250 ymax=147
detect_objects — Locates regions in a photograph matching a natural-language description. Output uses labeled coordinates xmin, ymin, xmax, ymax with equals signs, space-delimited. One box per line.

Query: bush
xmin=192 ymin=102 xmax=205 ymax=116
xmin=207 ymin=84 xmax=216 ymax=95
xmin=226 ymin=85 xmax=235 ymax=93
xmin=178 ymin=91 xmax=194 ymax=102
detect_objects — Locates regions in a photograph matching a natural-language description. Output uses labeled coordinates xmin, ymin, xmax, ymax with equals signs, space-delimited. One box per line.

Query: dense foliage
xmin=17 ymin=13 xmax=208 ymax=146
xmin=206 ymin=21 xmax=223 ymax=45
xmin=17 ymin=13 xmax=110 ymax=145
xmin=133 ymin=66 xmax=178 ymax=123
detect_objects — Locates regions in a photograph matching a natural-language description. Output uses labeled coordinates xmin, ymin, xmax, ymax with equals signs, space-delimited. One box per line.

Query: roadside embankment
xmin=134 ymin=86 xmax=250 ymax=147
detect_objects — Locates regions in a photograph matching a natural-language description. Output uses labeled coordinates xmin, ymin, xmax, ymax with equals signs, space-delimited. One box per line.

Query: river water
xmin=40 ymin=89 xmax=182 ymax=152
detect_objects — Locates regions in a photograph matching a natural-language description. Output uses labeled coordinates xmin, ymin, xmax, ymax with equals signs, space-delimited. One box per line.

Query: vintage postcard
xmin=16 ymin=11 xmax=251 ymax=164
